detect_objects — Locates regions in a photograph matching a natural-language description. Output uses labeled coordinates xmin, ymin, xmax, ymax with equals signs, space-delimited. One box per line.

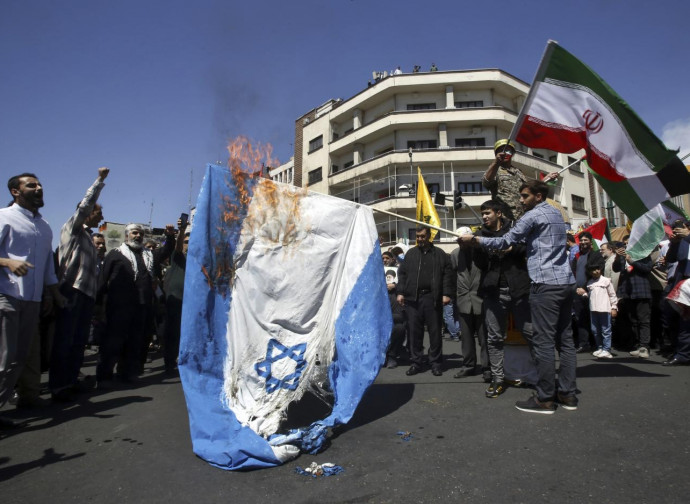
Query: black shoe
xmin=485 ymin=380 xmax=506 ymax=398
xmin=72 ymin=375 xmax=97 ymax=393
xmin=515 ymin=395 xmax=556 ymax=415
xmin=406 ymin=365 xmax=422 ymax=376
xmin=51 ymin=389 xmax=76 ymax=403
xmin=431 ymin=366 xmax=443 ymax=376
xmin=16 ymin=397 xmax=50 ymax=409
xmin=576 ymin=345 xmax=592 ymax=354
xmin=556 ymin=393 xmax=578 ymax=411
xmin=505 ymin=378 xmax=524 ymax=387
xmin=662 ymin=358 xmax=690 ymax=366
xmin=0 ymin=415 xmax=26 ymax=430
xmin=453 ymin=367 xmax=476 ymax=379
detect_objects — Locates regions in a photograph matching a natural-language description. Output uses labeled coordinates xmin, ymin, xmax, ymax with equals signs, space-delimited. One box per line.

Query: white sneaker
xmin=598 ymin=350 xmax=613 ymax=359
xmin=592 ymin=349 xmax=603 ymax=357
xmin=638 ymin=347 xmax=650 ymax=359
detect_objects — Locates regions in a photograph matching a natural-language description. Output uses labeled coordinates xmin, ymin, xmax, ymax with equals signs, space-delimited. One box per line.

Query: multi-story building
xmin=290 ymin=69 xmax=628 ymax=250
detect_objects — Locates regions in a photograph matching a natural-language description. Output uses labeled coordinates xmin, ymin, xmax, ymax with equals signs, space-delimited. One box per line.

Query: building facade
xmin=291 ymin=69 xmax=626 ymax=250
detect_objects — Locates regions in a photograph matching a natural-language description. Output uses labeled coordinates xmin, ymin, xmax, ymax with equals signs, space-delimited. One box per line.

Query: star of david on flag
xmin=255 ymin=340 xmax=307 ymax=393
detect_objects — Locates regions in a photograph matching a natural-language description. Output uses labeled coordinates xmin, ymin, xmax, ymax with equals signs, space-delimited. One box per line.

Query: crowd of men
xmin=2 ymin=140 xmax=689 ymax=429
xmin=0 ymin=169 xmax=188 ymax=429
xmin=384 ymin=139 xmax=690 ymax=415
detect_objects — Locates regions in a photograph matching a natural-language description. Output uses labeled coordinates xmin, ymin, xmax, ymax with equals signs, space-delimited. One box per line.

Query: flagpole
xmin=372 ymin=207 xmax=463 ymax=238
xmin=681 ymin=152 xmax=690 ymax=161
xmin=555 ymin=154 xmax=587 ymax=175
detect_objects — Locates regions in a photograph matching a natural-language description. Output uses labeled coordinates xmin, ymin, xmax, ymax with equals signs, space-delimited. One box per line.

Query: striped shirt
xmin=478 ymin=202 xmax=575 ymax=286
xmin=57 ymin=177 xmax=104 ymax=299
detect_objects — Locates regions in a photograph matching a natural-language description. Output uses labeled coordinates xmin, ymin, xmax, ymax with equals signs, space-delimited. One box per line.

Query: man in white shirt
xmin=0 ymin=173 xmax=64 ymax=428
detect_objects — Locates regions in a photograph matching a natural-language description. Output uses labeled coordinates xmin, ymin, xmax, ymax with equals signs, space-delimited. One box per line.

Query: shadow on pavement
xmin=0 ymin=394 xmax=154 ymax=440
xmin=342 ymin=383 xmax=415 ymax=431
xmin=0 ymin=448 xmax=86 ymax=482
xmin=577 ymin=362 xmax=670 ymax=378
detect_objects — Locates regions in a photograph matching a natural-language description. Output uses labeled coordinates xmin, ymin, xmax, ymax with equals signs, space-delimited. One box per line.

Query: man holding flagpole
xmin=458 ymin=179 xmax=577 ymax=414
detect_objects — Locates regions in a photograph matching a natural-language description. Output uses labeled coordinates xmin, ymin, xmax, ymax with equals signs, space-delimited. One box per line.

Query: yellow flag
xmin=416 ymin=167 xmax=441 ymax=241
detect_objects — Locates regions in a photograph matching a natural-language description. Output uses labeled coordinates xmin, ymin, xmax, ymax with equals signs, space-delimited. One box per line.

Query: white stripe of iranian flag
xmin=528 ymin=80 xmax=658 ymax=180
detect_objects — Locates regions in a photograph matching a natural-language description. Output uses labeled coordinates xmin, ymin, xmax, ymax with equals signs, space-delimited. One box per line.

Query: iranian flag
xmin=512 ymin=41 xmax=690 ymax=221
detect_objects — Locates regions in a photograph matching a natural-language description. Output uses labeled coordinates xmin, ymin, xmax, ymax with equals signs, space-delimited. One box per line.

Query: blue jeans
xmin=529 ymin=283 xmax=576 ymax=401
xmin=590 ymin=311 xmax=612 ymax=352
xmin=443 ymin=303 xmax=460 ymax=339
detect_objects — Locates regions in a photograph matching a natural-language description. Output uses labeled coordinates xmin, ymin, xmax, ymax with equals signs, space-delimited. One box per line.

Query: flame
xmin=203 ymin=136 xmax=282 ymax=294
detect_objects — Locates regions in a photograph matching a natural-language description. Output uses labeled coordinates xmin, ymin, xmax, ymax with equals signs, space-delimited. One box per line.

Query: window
xmin=407 ymin=140 xmax=438 ymax=150
xmin=343 ymin=160 xmax=354 ymax=169
xmin=532 ymin=152 xmax=544 ymax=159
xmin=407 ymin=103 xmax=436 ymax=110
xmin=308 ymin=135 xmax=323 ymax=153
xmin=427 ymin=183 xmax=440 ymax=195
xmin=455 ymin=138 xmax=486 ymax=148
xmin=331 ymin=164 xmax=339 ymax=174
xmin=308 ymin=167 xmax=323 ymax=185
xmin=455 ymin=100 xmax=484 ymax=108
xmin=549 ymin=155 xmax=558 ymax=163
xmin=567 ymin=156 xmax=582 ymax=172
xmin=458 ymin=181 xmax=490 ymax=194
xmin=571 ymin=195 xmax=586 ymax=212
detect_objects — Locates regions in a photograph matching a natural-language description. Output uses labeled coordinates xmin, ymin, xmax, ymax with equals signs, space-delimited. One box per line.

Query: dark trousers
xmin=49 ymin=287 xmax=95 ymax=392
xmin=529 ymin=283 xmax=576 ymax=401
xmin=661 ymin=295 xmax=680 ymax=351
xmin=625 ymin=298 xmax=651 ymax=349
xmin=164 ymin=296 xmax=183 ymax=371
xmin=674 ymin=317 xmax=690 ymax=362
xmin=572 ymin=294 xmax=592 ymax=349
xmin=458 ymin=311 xmax=487 ymax=370
xmin=405 ymin=293 xmax=443 ymax=368
xmin=97 ymin=303 xmax=148 ymax=382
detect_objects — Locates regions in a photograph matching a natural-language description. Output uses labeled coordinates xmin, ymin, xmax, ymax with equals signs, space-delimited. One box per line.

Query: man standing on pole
xmin=458 ymin=179 xmax=577 ymax=414
xmin=483 ymin=139 xmax=558 ymax=221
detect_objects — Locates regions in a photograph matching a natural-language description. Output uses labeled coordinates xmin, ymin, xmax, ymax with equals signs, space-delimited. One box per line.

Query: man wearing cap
xmin=483 ymin=139 xmax=557 ymax=221
xmin=97 ymin=222 xmax=175 ymax=386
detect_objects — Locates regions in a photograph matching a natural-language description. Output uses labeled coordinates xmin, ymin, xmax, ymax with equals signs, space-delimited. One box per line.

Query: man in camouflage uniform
xmin=483 ymin=139 xmax=558 ymax=221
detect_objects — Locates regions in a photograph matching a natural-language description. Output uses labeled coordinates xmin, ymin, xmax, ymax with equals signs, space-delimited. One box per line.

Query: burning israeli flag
xmin=179 ymin=151 xmax=391 ymax=470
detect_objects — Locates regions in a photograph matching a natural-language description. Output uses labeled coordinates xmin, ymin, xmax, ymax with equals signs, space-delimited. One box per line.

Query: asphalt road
xmin=1 ymin=340 xmax=689 ymax=504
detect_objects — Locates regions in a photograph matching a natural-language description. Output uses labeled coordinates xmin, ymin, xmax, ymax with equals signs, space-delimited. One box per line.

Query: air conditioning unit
xmin=303 ymin=118 xmax=310 ymax=125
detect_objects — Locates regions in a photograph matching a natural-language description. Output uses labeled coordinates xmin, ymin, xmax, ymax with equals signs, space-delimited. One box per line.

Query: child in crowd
xmin=584 ymin=263 xmax=618 ymax=359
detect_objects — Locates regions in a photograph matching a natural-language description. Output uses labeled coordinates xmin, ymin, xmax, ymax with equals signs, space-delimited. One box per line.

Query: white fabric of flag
xmin=179 ymin=164 xmax=392 ymax=471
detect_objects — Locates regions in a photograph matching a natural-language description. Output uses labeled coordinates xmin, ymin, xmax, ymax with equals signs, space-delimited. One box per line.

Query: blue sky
xmin=2 ymin=0 xmax=689 ymax=242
